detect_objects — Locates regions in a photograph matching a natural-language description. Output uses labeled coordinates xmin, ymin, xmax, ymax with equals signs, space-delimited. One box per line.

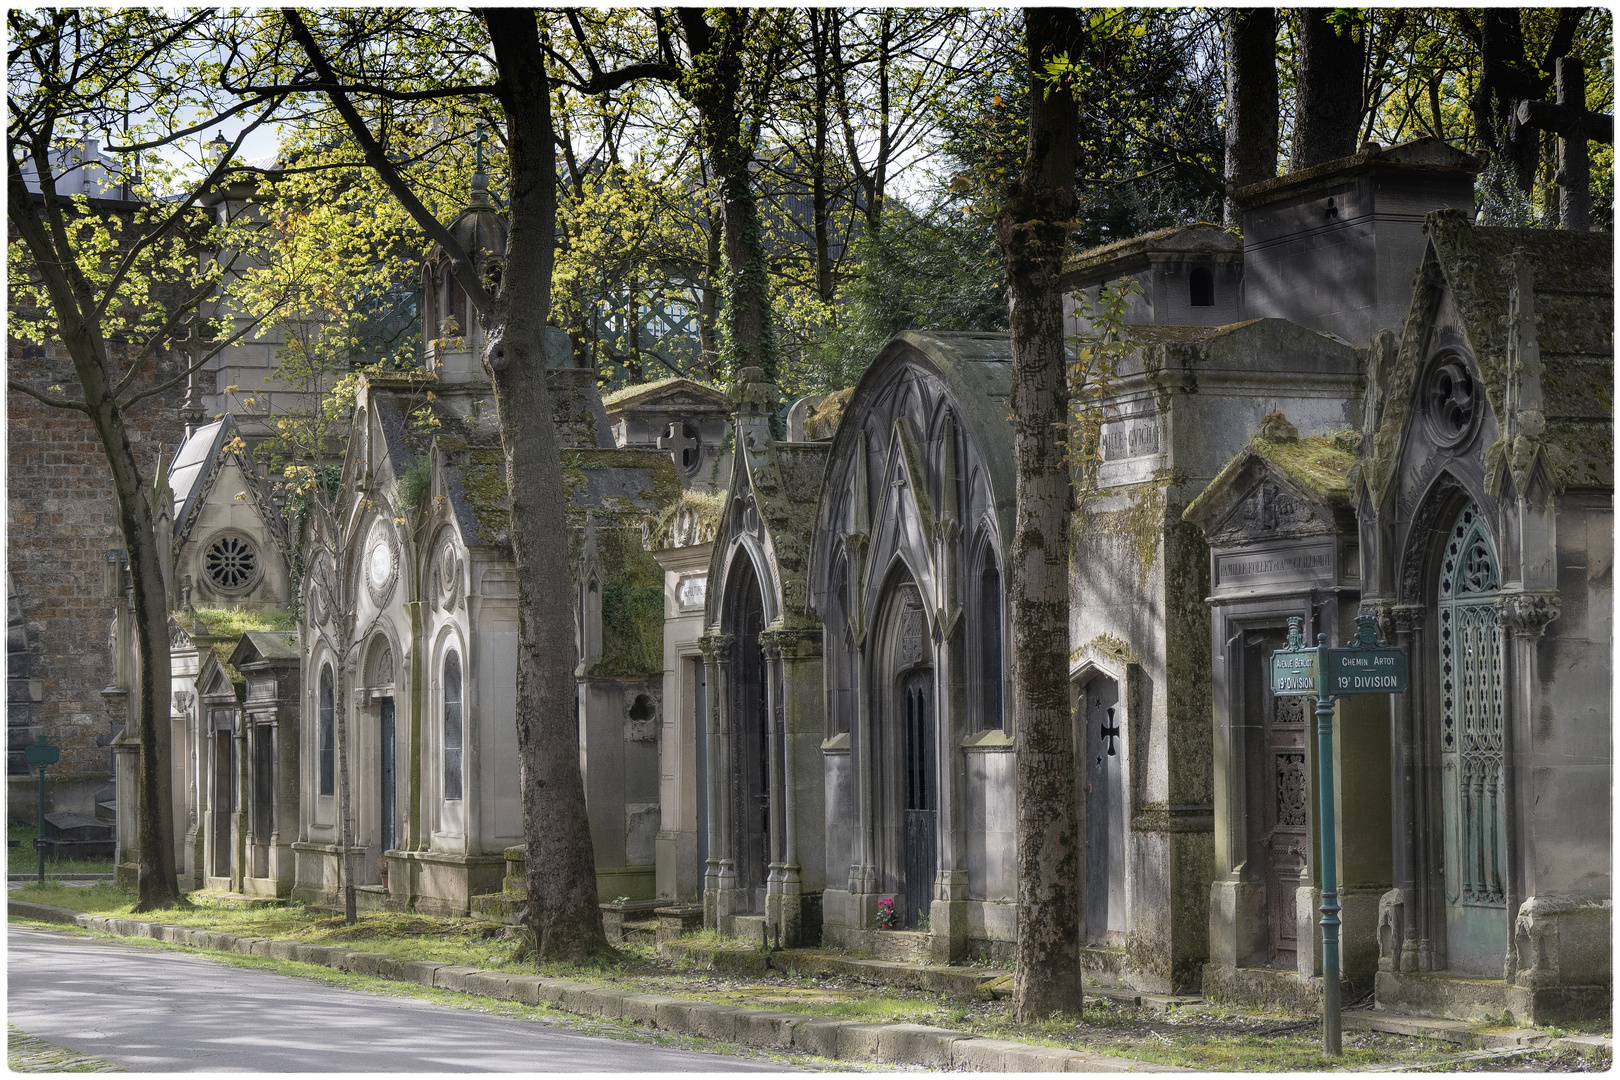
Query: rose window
xmin=204 ymin=534 xmax=260 ymax=592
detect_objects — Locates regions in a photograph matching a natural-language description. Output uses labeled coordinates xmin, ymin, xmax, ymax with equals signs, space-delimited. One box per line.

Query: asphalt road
xmin=8 ymin=926 xmax=792 ymax=1072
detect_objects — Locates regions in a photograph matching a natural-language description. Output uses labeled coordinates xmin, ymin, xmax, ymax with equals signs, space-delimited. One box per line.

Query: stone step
xmin=731 ymin=914 xmax=767 ymax=946
xmin=470 ymin=892 xmax=522 ymax=924
xmin=189 ymin=890 xmax=286 ymax=909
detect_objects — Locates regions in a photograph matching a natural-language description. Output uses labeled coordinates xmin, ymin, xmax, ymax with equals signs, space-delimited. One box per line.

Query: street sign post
xmin=24 ymin=732 xmax=60 ymax=885
xmin=1270 ymin=613 xmax=1408 ymax=1056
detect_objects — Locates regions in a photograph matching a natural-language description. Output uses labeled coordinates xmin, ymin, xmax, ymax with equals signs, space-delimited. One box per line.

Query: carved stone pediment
xmin=1185 ymin=444 xmax=1355 ymax=547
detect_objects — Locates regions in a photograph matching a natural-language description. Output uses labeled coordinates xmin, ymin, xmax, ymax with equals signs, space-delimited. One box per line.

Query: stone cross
xmin=657 ymin=421 xmax=699 ymax=471
xmin=174 ymin=316 xmax=216 ymax=434
xmin=1515 ymin=57 xmax=1614 ymax=231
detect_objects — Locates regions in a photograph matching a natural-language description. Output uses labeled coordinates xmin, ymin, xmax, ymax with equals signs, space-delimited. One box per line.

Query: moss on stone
xmin=459 ymin=460 xmax=510 ymax=545
xmin=804 ymin=387 xmax=854 ymax=441
xmin=1246 ymin=434 xmax=1356 ymax=503
xmin=188 ymin=607 xmax=297 ymax=639
xmin=648 ymin=490 xmax=726 ymax=549
xmin=586 ymin=526 xmax=665 ymax=679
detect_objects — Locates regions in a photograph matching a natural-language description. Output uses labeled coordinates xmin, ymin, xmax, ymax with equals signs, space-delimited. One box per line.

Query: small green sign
xmin=1271 ymin=650 xmax=1320 ymax=696
xmin=23 ymin=733 xmax=59 ymax=768
xmin=1322 ymin=647 xmax=1409 ymax=695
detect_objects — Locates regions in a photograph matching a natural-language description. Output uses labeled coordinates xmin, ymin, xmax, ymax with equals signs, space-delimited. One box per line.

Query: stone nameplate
xmin=676 ymin=574 xmax=706 ymax=611
xmin=1216 ymin=542 xmax=1334 ymax=591
xmin=1099 ymin=412 xmax=1161 ymax=461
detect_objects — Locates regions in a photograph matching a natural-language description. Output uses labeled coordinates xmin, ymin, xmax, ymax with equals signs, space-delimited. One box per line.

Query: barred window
xmin=443 ymin=651 xmax=463 ymax=801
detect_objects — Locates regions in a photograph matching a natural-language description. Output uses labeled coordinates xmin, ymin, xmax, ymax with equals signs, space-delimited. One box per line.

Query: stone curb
xmin=10 ymin=902 xmax=1189 ymax=1072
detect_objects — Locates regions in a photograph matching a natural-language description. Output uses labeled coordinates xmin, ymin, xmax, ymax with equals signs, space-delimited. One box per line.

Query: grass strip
xmin=7 ymin=1025 xmax=125 ymax=1073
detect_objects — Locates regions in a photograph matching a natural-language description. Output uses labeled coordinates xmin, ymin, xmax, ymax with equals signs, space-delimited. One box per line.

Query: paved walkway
xmin=8 ymin=927 xmax=791 ymax=1072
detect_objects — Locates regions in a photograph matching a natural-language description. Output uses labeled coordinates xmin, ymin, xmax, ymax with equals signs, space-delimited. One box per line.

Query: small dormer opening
xmin=1190 ymin=266 xmax=1215 ymax=308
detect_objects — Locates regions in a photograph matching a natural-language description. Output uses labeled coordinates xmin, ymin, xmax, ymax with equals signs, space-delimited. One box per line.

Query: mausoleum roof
xmin=1184 ymin=431 xmax=1358 ymax=539
xmin=1362 ymin=209 xmax=1614 ymax=496
xmin=1233 ymin=136 xmax=1482 ymax=209
xmin=601 ymin=377 xmax=726 ymax=414
xmin=1063 ymin=222 xmax=1241 ymax=282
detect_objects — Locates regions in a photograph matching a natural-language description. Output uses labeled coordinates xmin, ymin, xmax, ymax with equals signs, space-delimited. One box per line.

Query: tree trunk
xmin=1223 ymin=8 xmax=1278 ymax=225
xmin=1291 ymin=10 xmax=1365 ymax=171
xmin=677 ymin=8 xmax=774 ymax=383
xmin=998 ymin=6 xmax=1084 ymax=1024
xmin=6 ymin=177 xmax=180 ymax=911
xmin=481 ymin=9 xmax=610 ymax=961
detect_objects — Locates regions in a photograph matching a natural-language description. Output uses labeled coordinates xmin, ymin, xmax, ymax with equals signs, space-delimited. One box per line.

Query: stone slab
xmin=400 ymin=960 xmax=445 ymax=987
xmin=620 ymin=993 xmax=678 ymax=1027
xmin=837 ymin=1021 xmax=888 ymax=1061
xmin=791 ymin=1018 xmax=850 ymax=1058
xmin=433 ymin=965 xmax=482 ymax=992
xmin=735 ymin=1011 xmax=805 ymax=1049
xmin=463 ymin=972 xmax=513 ymax=1000
xmin=875 ymin=1023 xmax=969 ymax=1067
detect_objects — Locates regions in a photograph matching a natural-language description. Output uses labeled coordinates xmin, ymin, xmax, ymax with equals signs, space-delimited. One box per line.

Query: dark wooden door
xmin=1247 ymin=629 xmax=1308 ymax=969
xmin=901 ymin=671 xmax=936 ymax=930
xmin=379 ymin=698 xmax=396 ymax=855
xmin=252 ymin=726 xmax=273 ymax=878
xmin=210 ymin=720 xmax=233 ymax=878
xmin=733 ymin=570 xmax=769 ymax=912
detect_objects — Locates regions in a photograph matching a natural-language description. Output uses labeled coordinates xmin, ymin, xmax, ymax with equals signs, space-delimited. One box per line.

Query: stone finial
xmin=727 ymin=366 xmax=778 ymax=419
xmin=1257 ymin=411 xmax=1300 ymax=442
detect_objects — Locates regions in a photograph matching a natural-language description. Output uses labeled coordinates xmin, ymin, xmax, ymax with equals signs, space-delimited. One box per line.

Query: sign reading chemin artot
xmin=1270 ymin=617 xmax=1409 ymax=698
xmin=1322 ymin=647 xmax=1408 ymax=695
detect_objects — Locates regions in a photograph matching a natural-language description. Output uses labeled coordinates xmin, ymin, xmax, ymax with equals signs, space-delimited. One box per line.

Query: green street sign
xmin=1271 ymin=649 xmax=1320 ymax=696
xmin=24 ymin=733 xmax=60 ymax=768
xmin=1322 ymin=647 xmax=1409 ymax=695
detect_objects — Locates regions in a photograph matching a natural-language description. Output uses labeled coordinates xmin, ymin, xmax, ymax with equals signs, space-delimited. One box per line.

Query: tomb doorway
xmin=728 ymin=557 xmax=770 ymax=914
xmin=379 ymin=697 xmax=397 ymax=854
xmin=1078 ymin=675 xmax=1127 ymax=946
xmin=1435 ymin=502 xmax=1506 ymax=976
xmin=1242 ymin=627 xmax=1309 ymax=969
xmin=251 ymin=725 xmax=273 ymax=879
xmin=210 ymin=711 xmax=234 ymax=879
xmin=900 ymin=669 xmax=936 ymax=929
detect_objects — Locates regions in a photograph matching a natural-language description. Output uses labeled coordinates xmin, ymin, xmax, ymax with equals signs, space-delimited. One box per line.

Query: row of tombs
xmin=105 ymin=138 xmax=1611 ymax=1025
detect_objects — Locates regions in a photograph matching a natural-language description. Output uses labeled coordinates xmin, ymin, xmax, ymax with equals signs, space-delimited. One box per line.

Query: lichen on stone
xmin=585 ymin=526 xmax=665 ymax=679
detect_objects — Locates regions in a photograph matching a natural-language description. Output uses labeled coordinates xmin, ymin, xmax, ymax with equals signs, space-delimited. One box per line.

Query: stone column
xmin=701 ymin=633 xmax=736 ymax=929
xmin=930 ymin=623 xmax=969 ymax=963
xmin=1495 ymin=590 xmax=1559 ymax=983
xmin=232 ymin=712 xmax=249 ymax=894
xmin=761 ymin=634 xmax=786 ymax=941
xmin=1388 ymin=604 xmax=1425 ymax=973
xmin=850 ymin=633 xmax=879 ymax=933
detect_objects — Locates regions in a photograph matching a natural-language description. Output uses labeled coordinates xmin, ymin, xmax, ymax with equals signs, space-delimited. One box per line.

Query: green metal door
xmin=1436 ymin=503 xmax=1506 ymax=975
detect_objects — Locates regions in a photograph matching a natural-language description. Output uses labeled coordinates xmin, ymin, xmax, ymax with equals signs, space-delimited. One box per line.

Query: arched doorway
xmin=900 ymin=669 xmax=936 ymax=929
xmin=726 ymin=555 xmax=770 ymax=914
xmin=875 ymin=573 xmax=935 ymax=929
xmin=1435 ymin=502 xmax=1505 ymax=975
xmin=1079 ymin=674 xmax=1127 ymax=947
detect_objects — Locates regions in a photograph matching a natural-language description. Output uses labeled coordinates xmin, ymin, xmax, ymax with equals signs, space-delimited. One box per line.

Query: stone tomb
xmin=1184 ymin=429 xmax=1391 ymax=1011
xmin=1069 ymin=319 xmax=1362 ymax=994
xmin=1352 ymin=211 xmax=1612 ymax=1024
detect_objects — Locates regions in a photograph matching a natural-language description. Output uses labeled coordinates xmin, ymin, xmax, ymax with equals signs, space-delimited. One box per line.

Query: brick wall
xmin=8 ymin=316 xmax=186 ymax=813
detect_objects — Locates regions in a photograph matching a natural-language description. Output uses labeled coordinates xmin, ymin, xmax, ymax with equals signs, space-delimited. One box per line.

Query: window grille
xmin=444 ymin=651 xmax=463 ymax=801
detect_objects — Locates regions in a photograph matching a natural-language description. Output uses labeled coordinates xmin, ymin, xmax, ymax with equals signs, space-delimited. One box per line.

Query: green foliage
xmin=397 ymin=457 xmax=432 ymax=515
xmin=586 ymin=527 xmax=666 ymax=679
xmin=805 ymin=203 xmax=1008 ymax=394
xmin=186 ymin=607 xmax=297 ymax=639
xmin=1068 ymin=277 xmax=1142 ymax=496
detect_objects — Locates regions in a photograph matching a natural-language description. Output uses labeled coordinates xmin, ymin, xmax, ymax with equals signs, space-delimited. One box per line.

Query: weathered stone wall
xmin=7 ymin=331 xmax=184 ymax=817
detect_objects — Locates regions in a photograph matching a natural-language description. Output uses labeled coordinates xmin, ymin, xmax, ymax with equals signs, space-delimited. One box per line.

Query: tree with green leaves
xmin=7 ymin=7 xmax=287 ymax=911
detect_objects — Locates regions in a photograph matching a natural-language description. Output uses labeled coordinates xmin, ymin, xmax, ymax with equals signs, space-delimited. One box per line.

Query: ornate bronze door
xmin=901 ymin=670 xmax=936 ymax=930
xmin=1437 ymin=503 xmax=1506 ymax=975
